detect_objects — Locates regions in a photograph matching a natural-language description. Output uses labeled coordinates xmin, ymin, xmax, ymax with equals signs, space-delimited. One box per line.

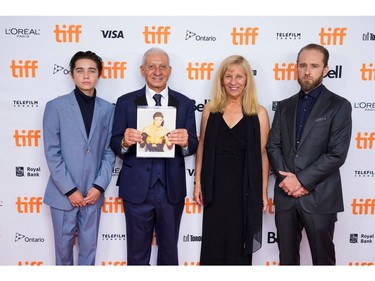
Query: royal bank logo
xmin=15 ymin=232 xmax=45 ymax=243
xmin=5 ymin=27 xmax=41 ymax=38
xmin=185 ymin=30 xmax=216 ymax=42
xmin=15 ymin=166 xmax=41 ymax=177
xmin=53 ymin=64 xmax=70 ymax=75
xmin=276 ymin=32 xmax=302 ymax=40
xmin=350 ymin=233 xmax=374 ymax=244
xmin=350 ymin=233 xmax=358 ymax=243
xmin=16 ymin=167 xmax=24 ymax=177
xmin=101 ymin=233 xmax=126 ymax=241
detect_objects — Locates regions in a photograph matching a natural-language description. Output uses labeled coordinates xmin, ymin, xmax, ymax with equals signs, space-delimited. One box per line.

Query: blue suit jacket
xmin=111 ymin=86 xmax=198 ymax=204
xmin=43 ymin=91 xmax=116 ymax=210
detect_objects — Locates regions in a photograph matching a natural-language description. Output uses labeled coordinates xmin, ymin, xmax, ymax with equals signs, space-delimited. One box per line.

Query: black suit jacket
xmin=266 ymin=85 xmax=352 ymax=214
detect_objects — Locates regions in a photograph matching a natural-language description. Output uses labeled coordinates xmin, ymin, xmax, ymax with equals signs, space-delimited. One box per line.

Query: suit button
xmin=295 ymin=154 xmax=299 ymax=158
xmin=86 ymin=149 xmax=91 ymax=154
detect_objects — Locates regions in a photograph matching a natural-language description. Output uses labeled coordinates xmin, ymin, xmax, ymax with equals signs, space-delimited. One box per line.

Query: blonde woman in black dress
xmin=193 ymin=55 xmax=269 ymax=265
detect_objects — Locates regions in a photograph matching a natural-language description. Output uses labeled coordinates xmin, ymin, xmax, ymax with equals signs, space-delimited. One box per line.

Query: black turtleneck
xmin=74 ymin=87 xmax=96 ymax=137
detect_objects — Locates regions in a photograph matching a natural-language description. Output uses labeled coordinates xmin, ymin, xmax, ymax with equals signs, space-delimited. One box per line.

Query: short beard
xmin=298 ymin=75 xmax=323 ymax=93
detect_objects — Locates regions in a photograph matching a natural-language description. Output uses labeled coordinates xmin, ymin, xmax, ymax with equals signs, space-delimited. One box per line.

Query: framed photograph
xmin=136 ymin=106 xmax=177 ymax=158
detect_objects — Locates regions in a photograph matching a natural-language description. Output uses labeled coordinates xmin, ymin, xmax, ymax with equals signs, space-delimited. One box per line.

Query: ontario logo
xmin=15 ymin=232 xmax=45 ymax=243
xmin=53 ymin=64 xmax=70 ymax=75
xmin=185 ymin=30 xmax=216 ymax=41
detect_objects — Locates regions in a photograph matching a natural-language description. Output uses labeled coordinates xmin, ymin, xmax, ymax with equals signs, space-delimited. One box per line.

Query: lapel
xmin=285 ymin=94 xmax=299 ymax=152
xmin=88 ymin=99 xmax=101 ymax=143
xmin=168 ymin=89 xmax=180 ymax=110
xmin=69 ymin=93 xmax=88 ymax=142
xmin=135 ymin=86 xmax=148 ymax=106
xmin=297 ymin=87 xmax=332 ymax=150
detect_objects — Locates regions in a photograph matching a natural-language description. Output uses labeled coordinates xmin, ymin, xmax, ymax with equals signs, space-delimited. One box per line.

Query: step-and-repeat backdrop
xmin=0 ymin=16 xmax=374 ymax=266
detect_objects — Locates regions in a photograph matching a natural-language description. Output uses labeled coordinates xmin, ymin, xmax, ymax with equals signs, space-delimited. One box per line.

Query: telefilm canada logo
xmin=101 ymin=233 xmax=126 ymax=241
xmin=185 ymin=30 xmax=216 ymax=41
xmin=15 ymin=233 xmax=45 ymax=243
xmin=276 ymin=32 xmax=302 ymax=40
xmin=13 ymin=100 xmax=39 ymax=108
xmin=354 ymin=170 xmax=375 ymax=177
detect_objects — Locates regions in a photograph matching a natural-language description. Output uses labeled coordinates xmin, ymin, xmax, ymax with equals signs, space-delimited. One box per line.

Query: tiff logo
xmin=10 ymin=60 xmax=38 ymax=78
xmin=231 ymin=27 xmax=259 ymax=45
xmin=143 ymin=26 xmax=171 ymax=44
xmin=273 ymin=63 xmax=297 ymax=80
xmin=186 ymin=62 xmax=214 ymax=80
xmin=13 ymin=130 xmax=41 ymax=147
xmin=101 ymin=61 xmax=127 ymax=79
xmin=355 ymin=132 xmax=375 ymax=149
xmin=54 ymin=24 xmax=82 ymax=43
xmin=352 ymin=198 xmax=375 ymax=215
xmin=102 ymin=197 xmax=124 ymax=213
xmin=319 ymin=27 xmax=347 ymax=45
xmin=16 ymin=197 xmax=42 ymax=213
xmin=360 ymin=63 xmax=375 ymax=81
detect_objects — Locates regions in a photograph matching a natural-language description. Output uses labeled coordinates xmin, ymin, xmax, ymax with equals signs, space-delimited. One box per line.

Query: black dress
xmin=200 ymin=115 xmax=251 ymax=265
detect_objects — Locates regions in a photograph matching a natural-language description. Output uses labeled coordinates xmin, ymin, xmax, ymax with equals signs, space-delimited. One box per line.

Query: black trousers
xmin=275 ymin=199 xmax=337 ymax=265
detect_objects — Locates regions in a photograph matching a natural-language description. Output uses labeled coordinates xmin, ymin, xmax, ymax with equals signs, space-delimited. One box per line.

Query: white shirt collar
xmin=145 ymin=85 xmax=169 ymax=107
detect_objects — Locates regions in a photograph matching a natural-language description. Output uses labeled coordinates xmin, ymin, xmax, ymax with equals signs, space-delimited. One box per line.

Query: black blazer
xmin=266 ymin=86 xmax=352 ymax=214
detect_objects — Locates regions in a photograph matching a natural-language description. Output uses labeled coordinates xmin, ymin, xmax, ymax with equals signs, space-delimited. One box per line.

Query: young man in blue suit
xmin=111 ymin=47 xmax=198 ymax=265
xmin=43 ymin=51 xmax=115 ymax=265
xmin=267 ymin=43 xmax=352 ymax=265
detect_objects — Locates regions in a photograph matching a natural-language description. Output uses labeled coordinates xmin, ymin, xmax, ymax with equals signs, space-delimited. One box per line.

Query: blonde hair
xmin=209 ymin=55 xmax=259 ymax=115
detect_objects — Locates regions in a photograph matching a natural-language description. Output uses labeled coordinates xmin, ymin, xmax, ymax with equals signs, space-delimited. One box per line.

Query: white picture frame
xmin=136 ymin=106 xmax=177 ymax=158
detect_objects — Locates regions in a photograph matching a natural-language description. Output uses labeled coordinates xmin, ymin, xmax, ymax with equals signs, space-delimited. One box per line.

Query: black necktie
xmin=153 ymin=94 xmax=162 ymax=106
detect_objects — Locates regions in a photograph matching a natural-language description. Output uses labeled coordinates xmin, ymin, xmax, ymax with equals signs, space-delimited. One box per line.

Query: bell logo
xmin=231 ymin=27 xmax=259 ymax=45
xmin=360 ymin=63 xmax=375 ymax=81
xmin=186 ymin=62 xmax=214 ymax=80
xmin=355 ymin=132 xmax=375 ymax=149
xmin=101 ymin=61 xmax=127 ymax=79
xmin=319 ymin=27 xmax=347 ymax=45
xmin=10 ymin=60 xmax=38 ymax=78
xmin=54 ymin=24 xmax=82 ymax=43
xmin=16 ymin=197 xmax=43 ymax=213
xmin=273 ymin=63 xmax=297 ymax=80
xmin=143 ymin=26 xmax=171 ymax=44
xmin=13 ymin=129 xmax=41 ymax=147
